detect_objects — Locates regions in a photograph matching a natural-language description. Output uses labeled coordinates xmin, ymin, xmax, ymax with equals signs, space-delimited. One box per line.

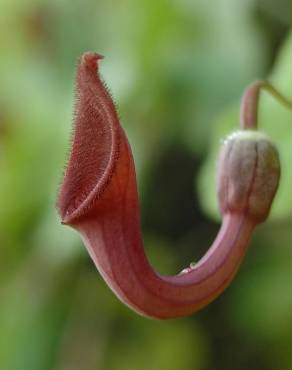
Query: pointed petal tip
xmin=81 ymin=52 xmax=104 ymax=69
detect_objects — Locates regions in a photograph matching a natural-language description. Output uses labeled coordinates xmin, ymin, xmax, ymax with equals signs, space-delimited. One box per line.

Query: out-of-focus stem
xmin=240 ymin=80 xmax=292 ymax=130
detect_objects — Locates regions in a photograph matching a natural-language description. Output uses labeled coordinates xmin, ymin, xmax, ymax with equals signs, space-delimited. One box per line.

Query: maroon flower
xmin=57 ymin=52 xmax=280 ymax=319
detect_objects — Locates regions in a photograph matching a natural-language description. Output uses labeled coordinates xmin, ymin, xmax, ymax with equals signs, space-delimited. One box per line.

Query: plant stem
xmin=240 ymin=80 xmax=292 ymax=130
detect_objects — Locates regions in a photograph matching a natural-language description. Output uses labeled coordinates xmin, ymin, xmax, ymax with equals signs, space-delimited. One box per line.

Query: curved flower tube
xmin=57 ymin=52 xmax=280 ymax=319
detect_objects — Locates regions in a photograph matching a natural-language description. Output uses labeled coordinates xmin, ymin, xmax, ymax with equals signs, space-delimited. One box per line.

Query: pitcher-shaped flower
xmin=57 ymin=52 xmax=281 ymax=319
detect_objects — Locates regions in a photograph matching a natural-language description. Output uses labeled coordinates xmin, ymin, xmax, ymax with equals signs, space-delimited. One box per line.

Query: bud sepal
xmin=217 ymin=130 xmax=280 ymax=223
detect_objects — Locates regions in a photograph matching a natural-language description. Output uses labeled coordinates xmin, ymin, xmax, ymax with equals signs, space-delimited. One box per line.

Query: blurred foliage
xmin=1 ymin=0 xmax=292 ymax=370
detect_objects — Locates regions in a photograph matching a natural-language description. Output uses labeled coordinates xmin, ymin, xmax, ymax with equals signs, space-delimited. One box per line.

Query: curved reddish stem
xmin=57 ymin=52 xmax=257 ymax=319
xmin=240 ymin=80 xmax=292 ymax=130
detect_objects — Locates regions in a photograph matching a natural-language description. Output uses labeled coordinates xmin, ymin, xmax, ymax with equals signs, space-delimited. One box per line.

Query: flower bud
xmin=217 ymin=130 xmax=280 ymax=223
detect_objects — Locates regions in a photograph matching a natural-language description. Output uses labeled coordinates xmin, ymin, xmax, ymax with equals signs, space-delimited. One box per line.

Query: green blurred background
xmin=2 ymin=0 xmax=292 ymax=369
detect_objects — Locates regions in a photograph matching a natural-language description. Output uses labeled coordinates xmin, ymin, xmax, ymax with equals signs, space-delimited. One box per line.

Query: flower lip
xmin=60 ymin=130 xmax=119 ymax=225
xmin=57 ymin=52 xmax=120 ymax=225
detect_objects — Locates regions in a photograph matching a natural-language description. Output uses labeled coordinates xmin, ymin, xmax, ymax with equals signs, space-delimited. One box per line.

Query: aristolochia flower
xmin=57 ymin=52 xmax=281 ymax=319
